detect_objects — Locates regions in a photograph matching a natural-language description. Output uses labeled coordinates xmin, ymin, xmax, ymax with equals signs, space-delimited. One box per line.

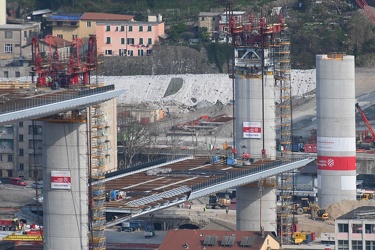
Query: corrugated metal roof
xmin=46 ymin=13 xmax=82 ymax=21
xmin=198 ymin=12 xmax=222 ymax=16
xmin=32 ymin=9 xmax=52 ymax=16
xmin=0 ymin=23 xmax=38 ymax=30
xmin=80 ymin=12 xmax=134 ymax=21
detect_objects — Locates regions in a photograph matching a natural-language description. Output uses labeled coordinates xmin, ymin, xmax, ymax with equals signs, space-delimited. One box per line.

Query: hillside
xmin=8 ymin=0 xmax=375 ymax=69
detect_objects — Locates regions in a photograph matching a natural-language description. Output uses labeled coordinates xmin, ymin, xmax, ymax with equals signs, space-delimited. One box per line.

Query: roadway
xmin=103 ymin=155 xmax=316 ymax=227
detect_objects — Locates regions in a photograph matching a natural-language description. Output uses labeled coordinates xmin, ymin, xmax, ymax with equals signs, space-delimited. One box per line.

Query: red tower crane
xmin=355 ymin=103 xmax=375 ymax=143
xmin=355 ymin=0 xmax=375 ymax=25
xmin=32 ymin=37 xmax=49 ymax=87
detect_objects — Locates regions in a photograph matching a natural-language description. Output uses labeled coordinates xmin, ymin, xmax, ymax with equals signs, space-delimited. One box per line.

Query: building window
xmin=338 ymin=223 xmax=349 ymax=232
xmin=212 ymin=17 xmax=216 ymax=21
xmin=139 ymin=26 xmax=143 ymax=32
xmin=352 ymin=224 xmax=363 ymax=233
xmin=138 ymin=49 xmax=144 ymax=56
xmin=352 ymin=240 xmax=363 ymax=250
xmin=139 ymin=38 xmax=143 ymax=45
xmin=4 ymin=44 xmax=12 ymax=53
xmin=115 ymin=27 xmax=118 ymax=31
xmin=57 ymin=34 xmax=63 ymax=38
xmin=129 ymin=26 xmax=133 ymax=32
xmin=72 ymin=35 xmax=77 ymax=39
xmin=15 ymin=72 xmax=20 ymax=77
xmin=70 ymin=22 xmax=77 ymax=26
xmin=119 ymin=49 xmax=126 ymax=56
xmin=120 ymin=26 xmax=124 ymax=31
xmin=4 ymin=71 xmax=8 ymax=78
xmin=106 ymin=37 xmax=111 ymax=44
xmin=201 ymin=17 xmax=205 ymax=21
xmin=146 ymin=50 xmax=152 ymax=56
xmin=7 ymin=155 xmax=12 ymax=162
xmin=128 ymin=50 xmax=133 ymax=56
xmin=106 ymin=26 xmax=110 ymax=31
xmin=87 ymin=21 xmax=91 ymax=27
xmin=19 ymin=122 xmax=23 ymax=127
xmin=121 ymin=38 xmax=125 ymax=44
xmin=127 ymin=38 xmax=134 ymax=45
xmin=148 ymin=38 xmax=152 ymax=44
xmin=24 ymin=31 xmax=27 ymax=38
xmin=366 ymin=241 xmax=375 ymax=249
xmin=147 ymin=26 xmax=152 ymax=32
xmin=19 ymin=134 xmax=23 ymax=142
xmin=29 ymin=126 xmax=42 ymax=135
xmin=19 ymin=149 xmax=24 ymax=156
xmin=57 ymin=21 xmax=63 ymax=26
xmin=338 ymin=240 xmax=349 ymax=250
xmin=0 ymin=155 xmax=2 ymax=162
xmin=5 ymin=31 xmax=12 ymax=38
xmin=105 ymin=50 xmax=112 ymax=55
xmin=19 ymin=163 xmax=24 ymax=171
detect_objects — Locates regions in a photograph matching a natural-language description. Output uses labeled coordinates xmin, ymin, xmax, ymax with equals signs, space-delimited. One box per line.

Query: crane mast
xmin=355 ymin=103 xmax=375 ymax=141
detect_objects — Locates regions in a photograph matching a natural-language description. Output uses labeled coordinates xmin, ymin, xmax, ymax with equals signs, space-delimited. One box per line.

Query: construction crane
xmin=355 ymin=0 xmax=375 ymax=25
xmin=355 ymin=103 xmax=375 ymax=146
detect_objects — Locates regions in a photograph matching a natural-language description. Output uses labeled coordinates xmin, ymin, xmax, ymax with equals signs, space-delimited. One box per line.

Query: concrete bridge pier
xmin=42 ymin=121 xmax=89 ymax=250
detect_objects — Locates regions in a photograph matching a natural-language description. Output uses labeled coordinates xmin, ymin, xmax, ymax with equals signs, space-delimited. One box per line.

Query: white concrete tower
xmin=316 ymin=54 xmax=356 ymax=208
xmin=0 ymin=0 xmax=6 ymax=25
xmin=234 ymin=46 xmax=277 ymax=233
xmin=43 ymin=121 xmax=89 ymax=250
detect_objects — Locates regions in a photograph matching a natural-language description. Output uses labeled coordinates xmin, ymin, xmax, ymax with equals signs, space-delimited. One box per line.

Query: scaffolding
xmin=273 ymin=23 xmax=293 ymax=245
xmin=89 ymin=104 xmax=107 ymax=250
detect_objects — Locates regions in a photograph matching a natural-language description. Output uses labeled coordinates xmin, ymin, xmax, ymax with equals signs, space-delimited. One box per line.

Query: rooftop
xmin=80 ymin=12 xmax=134 ymax=21
xmin=159 ymin=229 xmax=279 ymax=249
xmin=337 ymin=206 xmax=375 ymax=220
xmin=46 ymin=13 xmax=82 ymax=21
xmin=0 ymin=23 xmax=39 ymax=30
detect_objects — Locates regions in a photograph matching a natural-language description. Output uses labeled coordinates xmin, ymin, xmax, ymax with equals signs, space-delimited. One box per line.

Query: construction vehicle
xmin=293 ymin=231 xmax=315 ymax=244
xmin=357 ymin=192 xmax=373 ymax=200
xmin=292 ymin=197 xmax=329 ymax=220
xmin=311 ymin=208 xmax=329 ymax=220
xmin=0 ymin=219 xmax=20 ymax=231
xmin=206 ymin=193 xmax=231 ymax=209
xmin=355 ymin=103 xmax=375 ymax=149
xmin=292 ymin=198 xmax=320 ymax=215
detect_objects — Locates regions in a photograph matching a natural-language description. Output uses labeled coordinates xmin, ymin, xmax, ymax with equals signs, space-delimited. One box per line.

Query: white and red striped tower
xmin=316 ymin=54 xmax=356 ymax=208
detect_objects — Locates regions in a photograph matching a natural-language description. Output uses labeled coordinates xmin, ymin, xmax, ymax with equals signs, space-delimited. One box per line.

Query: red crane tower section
xmin=355 ymin=103 xmax=375 ymax=143
xmin=355 ymin=0 xmax=375 ymax=25
xmin=32 ymin=35 xmax=98 ymax=88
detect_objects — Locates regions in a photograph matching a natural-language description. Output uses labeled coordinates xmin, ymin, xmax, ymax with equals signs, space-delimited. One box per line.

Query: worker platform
xmin=103 ymin=155 xmax=315 ymax=227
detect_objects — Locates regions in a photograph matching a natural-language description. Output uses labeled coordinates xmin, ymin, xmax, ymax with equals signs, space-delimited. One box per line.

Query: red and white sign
xmin=317 ymin=156 xmax=356 ymax=171
xmin=51 ymin=170 xmax=71 ymax=190
xmin=243 ymin=121 xmax=262 ymax=139
xmin=317 ymin=137 xmax=356 ymax=152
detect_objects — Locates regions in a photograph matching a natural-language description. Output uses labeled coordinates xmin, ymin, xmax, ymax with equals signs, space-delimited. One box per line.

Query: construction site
xmin=1 ymin=5 xmax=375 ymax=250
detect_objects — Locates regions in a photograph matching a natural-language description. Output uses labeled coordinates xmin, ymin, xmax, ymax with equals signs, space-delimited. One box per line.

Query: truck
xmin=117 ymin=220 xmax=144 ymax=232
xmin=206 ymin=193 xmax=231 ymax=209
xmin=0 ymin=219 xmax=19 ymax=231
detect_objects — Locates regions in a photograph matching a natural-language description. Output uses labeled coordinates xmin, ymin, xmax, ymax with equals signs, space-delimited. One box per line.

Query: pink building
xmin=96 ymin=16 xmax=165 ymax=57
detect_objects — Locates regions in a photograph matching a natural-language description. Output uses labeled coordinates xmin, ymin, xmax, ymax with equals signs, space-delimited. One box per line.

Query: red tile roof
xmin=42 ymin=36 xmax=72 ymax=48
xmin=159 ymin=229 xmax=279 ymax=250
xmin=80 ymin=12 xmax=134 ymax=21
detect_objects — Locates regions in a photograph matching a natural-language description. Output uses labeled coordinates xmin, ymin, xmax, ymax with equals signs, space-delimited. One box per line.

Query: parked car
xmin=9 ymin=177 xmax=27 ymax=186
xmin=32 ymin=181 xmax=43 ymax=189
